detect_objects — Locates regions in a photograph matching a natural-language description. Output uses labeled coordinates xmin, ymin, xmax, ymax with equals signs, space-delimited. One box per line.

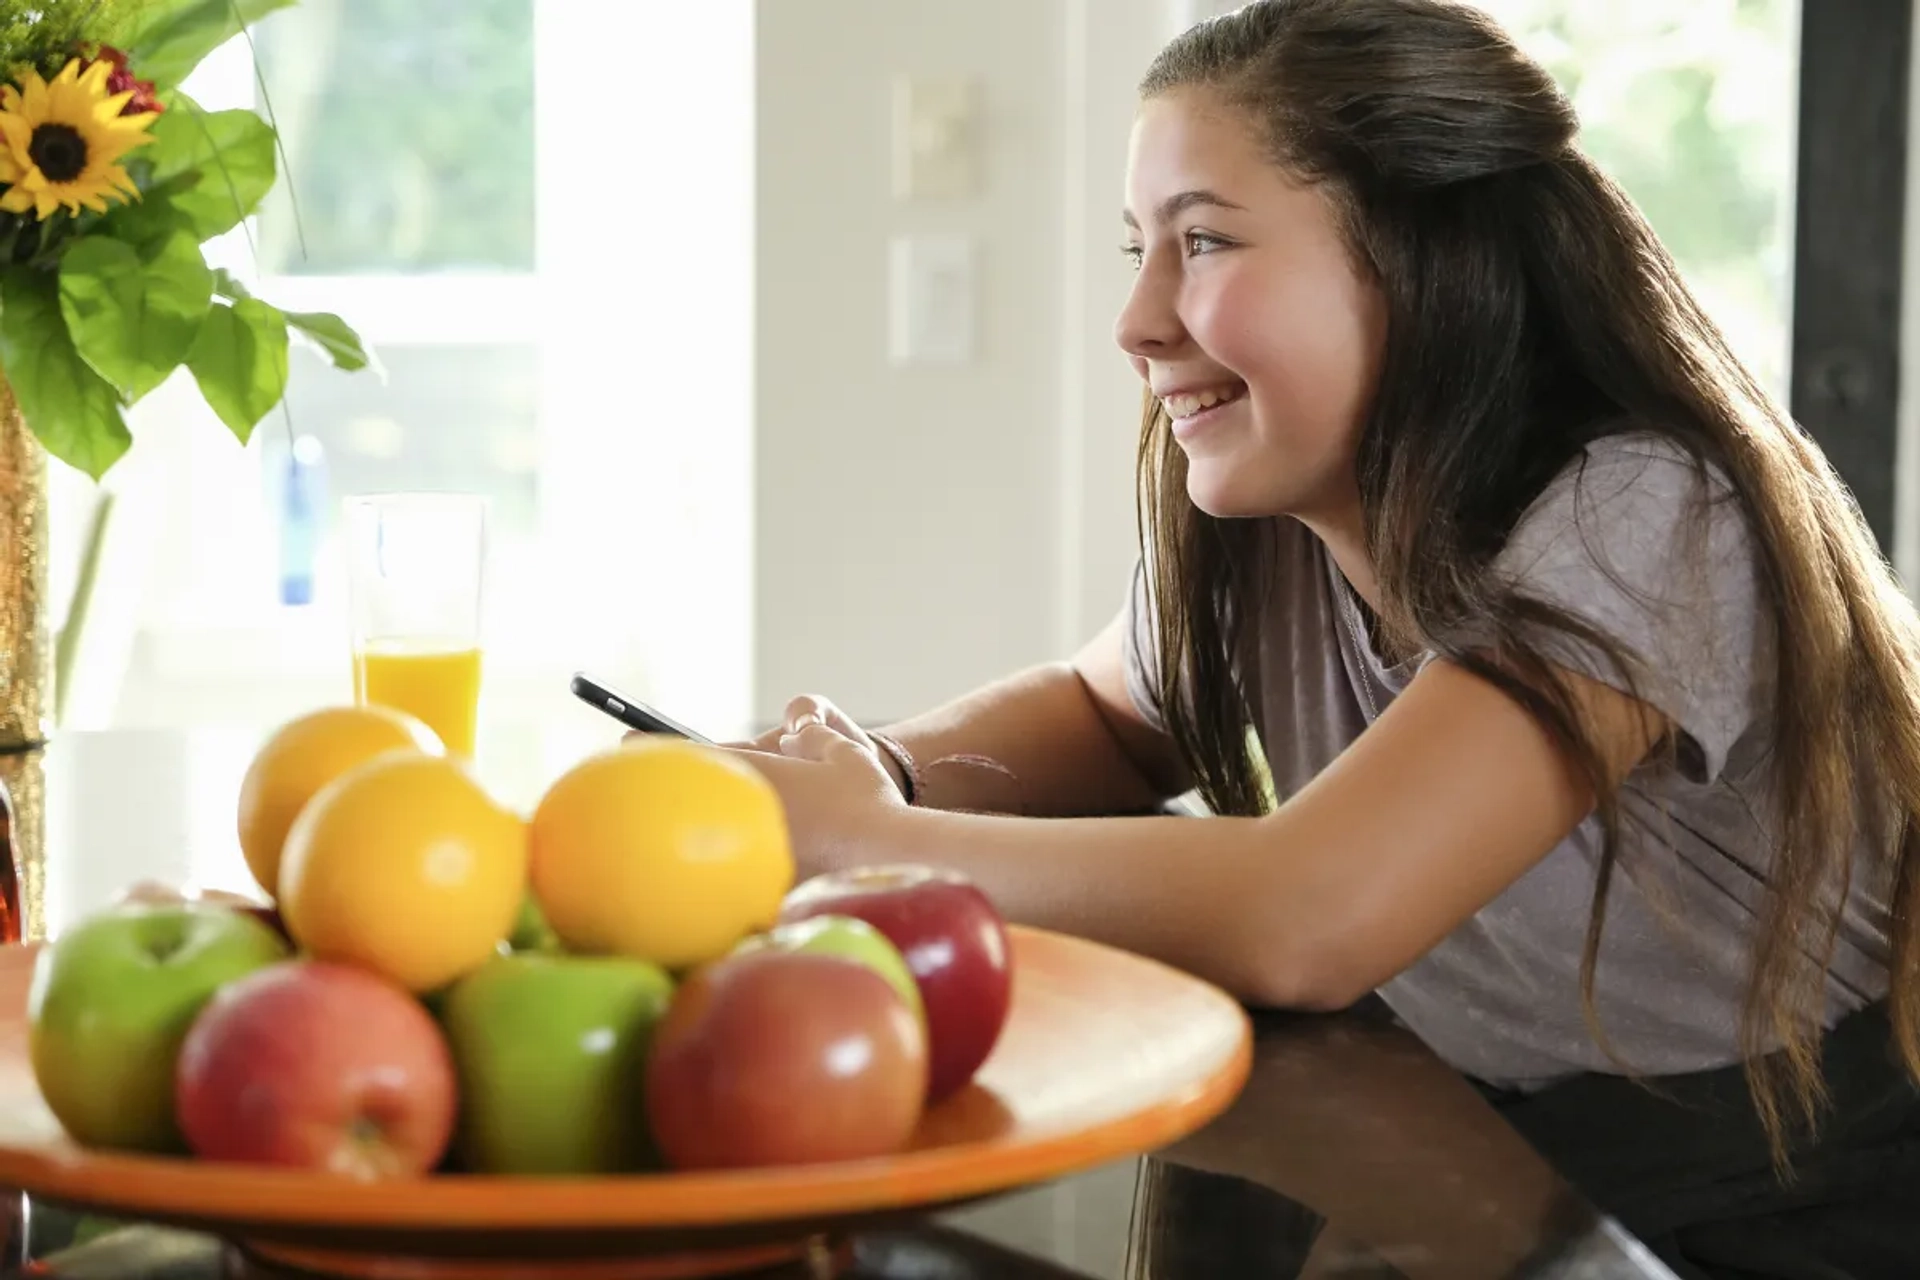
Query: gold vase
xmin=0 ymin=378 xmax=50 ymax=942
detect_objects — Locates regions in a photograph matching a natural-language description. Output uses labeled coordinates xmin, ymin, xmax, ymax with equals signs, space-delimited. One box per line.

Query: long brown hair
xmin=1137 ymin=0 xmax=1920 ymax=1161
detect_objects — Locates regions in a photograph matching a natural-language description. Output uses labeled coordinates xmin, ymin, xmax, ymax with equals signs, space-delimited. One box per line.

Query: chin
xmin=1183 ymin=465 xmax=1278 ymax=520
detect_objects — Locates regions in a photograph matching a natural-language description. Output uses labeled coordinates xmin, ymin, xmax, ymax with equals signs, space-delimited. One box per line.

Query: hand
xmin=763 ymin=696 xmax=910 ymax=797
xmin=723 ymin=699 xmax=908 ymax=879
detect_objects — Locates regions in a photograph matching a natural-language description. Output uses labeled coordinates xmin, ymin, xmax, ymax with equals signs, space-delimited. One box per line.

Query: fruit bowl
xmin=0 ymin=925 xmax=1251 ymax=1280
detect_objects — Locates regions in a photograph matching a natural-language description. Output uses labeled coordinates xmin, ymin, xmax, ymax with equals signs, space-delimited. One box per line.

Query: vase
xmin=0 ymin=377 xmax=50 ymax=943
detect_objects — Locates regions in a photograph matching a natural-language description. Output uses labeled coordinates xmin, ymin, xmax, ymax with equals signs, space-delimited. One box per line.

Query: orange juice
xmin=354 ymin=640 xmax=483 ymax=758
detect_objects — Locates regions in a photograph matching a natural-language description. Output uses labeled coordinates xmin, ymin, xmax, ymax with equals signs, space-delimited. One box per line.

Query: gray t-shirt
xmin=1122 ymin=433 xmax=1892 ymax=1087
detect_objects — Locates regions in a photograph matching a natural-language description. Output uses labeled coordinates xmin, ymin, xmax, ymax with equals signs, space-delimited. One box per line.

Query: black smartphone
xmin=569 ymin=672 xmax=714 ymax=744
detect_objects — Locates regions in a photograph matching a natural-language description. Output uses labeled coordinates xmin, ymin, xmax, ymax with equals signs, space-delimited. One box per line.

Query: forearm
xmin=841 ymin=661 xmax=1623 ymax=1012
xmin=875 ymin=663 xmax=1176 ymax=818
xmin=840 ymin=804 xmax=1311 ymax=1007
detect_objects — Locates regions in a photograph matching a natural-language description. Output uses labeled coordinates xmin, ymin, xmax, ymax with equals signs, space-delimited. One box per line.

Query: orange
xmin=529 ymin=739 xmax=793 ymax=970
xmin=279 ymin=753 xmax=527 ymax=993
xmin=237 ymin=705 xmax=442 ymax=899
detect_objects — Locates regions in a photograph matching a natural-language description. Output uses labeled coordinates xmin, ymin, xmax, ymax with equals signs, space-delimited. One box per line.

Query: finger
xmin=821 ymin=703 xmax=871 ymax=743
xmin=783 ymin=694 xmax=831 ymax=733
xmin=778 ymin=721 xmax=868 ymax=765
xmin=783 ymin=694 xmax=869 ymax=744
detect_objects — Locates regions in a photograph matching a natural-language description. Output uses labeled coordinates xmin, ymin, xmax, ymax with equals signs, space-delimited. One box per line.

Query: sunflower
xmin=0 ymin=56 xmax=157 ymax=221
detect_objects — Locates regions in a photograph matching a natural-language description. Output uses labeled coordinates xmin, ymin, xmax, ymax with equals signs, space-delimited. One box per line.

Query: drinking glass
xmin=344 ymin=494 xmax=488 ymax=758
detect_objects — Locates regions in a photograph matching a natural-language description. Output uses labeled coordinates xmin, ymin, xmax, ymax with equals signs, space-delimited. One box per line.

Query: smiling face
xmin=1117 ymin=88 xmax=1387 ymax=524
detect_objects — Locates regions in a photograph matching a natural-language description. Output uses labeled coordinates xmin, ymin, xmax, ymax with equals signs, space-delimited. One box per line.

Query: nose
xmin=1113 ymin=254 xmax=1184 ymax=360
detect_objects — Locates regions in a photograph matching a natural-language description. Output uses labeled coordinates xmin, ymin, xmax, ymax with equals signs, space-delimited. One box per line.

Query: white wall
xmin=752 ymin=0 xmax=1180 ymax=728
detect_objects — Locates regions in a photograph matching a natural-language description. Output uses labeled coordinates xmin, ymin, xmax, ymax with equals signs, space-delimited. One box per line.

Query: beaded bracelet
xmin=867 ymin=730 xmax=920 ymax=806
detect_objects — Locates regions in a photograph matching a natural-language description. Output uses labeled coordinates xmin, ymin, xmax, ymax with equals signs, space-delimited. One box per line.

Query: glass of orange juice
xmin=344 ymin=493 xmax=488 ymax=758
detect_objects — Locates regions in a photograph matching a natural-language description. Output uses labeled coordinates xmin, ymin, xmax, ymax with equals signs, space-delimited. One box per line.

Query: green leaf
xmin=58 ymin=234 xmax=213 ymax=403
xmin=0 ymin=270 xmax=133 ymax=480
xmin=187 ymin=298 xmax=288 ymax=443
xmin=284 ymin=310 xmax=368 ymax=372
xmin=210 ymin=268 xmax=252 ymax=301
xmin=124 ymin=0 xmax=299 ymax=89
xmin=140 ymin=93 xmax=215 ymax=186
xmin=147 ymin=107 xmax=277 ymax=240
xmin=96 ymin=185 xmax=194 ymax=254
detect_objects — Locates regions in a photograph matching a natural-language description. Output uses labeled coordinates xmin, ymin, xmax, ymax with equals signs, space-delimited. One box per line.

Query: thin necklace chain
xmin=1337 ymin=580 xmax=1382 ymax=722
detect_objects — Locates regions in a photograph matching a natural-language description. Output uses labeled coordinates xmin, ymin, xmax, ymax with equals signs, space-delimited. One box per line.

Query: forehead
xmin=1126 ymin=88 xmax=1273 ymax=194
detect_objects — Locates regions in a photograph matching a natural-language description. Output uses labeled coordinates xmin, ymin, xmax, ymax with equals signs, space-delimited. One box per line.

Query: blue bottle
xmin=279 ymin=434 xmax=327 ymax=607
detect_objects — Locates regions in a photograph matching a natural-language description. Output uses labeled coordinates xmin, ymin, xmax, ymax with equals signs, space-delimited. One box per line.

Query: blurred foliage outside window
xmin=1478 ymin=0 xmax=1798 ymax=395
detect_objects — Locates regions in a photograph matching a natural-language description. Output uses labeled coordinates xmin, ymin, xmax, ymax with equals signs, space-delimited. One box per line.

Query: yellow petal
xmin=52 ymin=59 xmax=82 ymax=89
xmin=102 ymin=111 xmax=158 ymax=136
xmin=92 ymin=138 xmax=153 ymax=171
xmin=0 ymin=187 xmax=28 ymax=214
xmin=94 ymin=89 xmax=137 ymax=121
xmin=17 ymin=74 xmax=45 ymax=120
xmin=0 ymin=114 xmax=31 ymax=154
xmin=32 ymin=188 xmax=60 ymax=220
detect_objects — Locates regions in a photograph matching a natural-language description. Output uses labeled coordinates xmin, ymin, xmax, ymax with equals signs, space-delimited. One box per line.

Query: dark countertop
xmin=0 ymin=1006 xmax=1679 ymax=1280
xmin=2 ymin=727 xmax=1732 ymax=1279
xmin=17 ymin=732 xmax=1920 ymax=1278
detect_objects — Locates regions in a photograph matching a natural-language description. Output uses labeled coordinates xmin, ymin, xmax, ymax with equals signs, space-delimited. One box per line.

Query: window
xmin=78 ymin=1 xmax=754 ymax=807
xmin=253 ymin=0 xmax=537 ymax=278
xmin=1473 ymin=0 xmax=1801 ymax=398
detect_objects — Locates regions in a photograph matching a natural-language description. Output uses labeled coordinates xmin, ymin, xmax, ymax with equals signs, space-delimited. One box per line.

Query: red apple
xmin=222 ymin=901 xmax=290 ymax=945
xmin=175 ymin=960 xmax=457 ymax=1177
xmin=645 ymin=949 xmax=926 ymax=1170
xmin=111 ymin=882 xmax=290 ymax=945
xmin=780 ymin=865 xmax=1012 ymax=1103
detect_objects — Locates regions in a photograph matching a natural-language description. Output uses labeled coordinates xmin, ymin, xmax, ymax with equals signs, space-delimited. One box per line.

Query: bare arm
xmin=777 ymin=611 xmax=1191 ymax=818
xmin=758 ymin=657 xmax=1663 ymax=1009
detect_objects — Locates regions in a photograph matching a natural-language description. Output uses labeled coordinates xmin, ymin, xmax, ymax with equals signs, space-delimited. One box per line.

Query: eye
xmin=1120 ymin=242 xmax=1144 ymax=270
xmin=1185 ymin=230 xmax=1232 ymax=256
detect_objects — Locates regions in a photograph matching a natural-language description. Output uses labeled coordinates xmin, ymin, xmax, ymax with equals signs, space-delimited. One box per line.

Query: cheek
xmin=1192 ymin=268 xmax=1381 ymax=443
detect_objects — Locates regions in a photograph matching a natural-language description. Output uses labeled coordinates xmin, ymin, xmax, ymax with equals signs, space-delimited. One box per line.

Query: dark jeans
xmin=1484 ymin=1000 xmax=1920 ymax=1280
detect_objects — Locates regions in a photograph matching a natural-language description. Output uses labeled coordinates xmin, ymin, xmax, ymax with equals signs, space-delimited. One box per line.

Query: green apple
xmin=442 ymin=951 xmax=674 ymax=1174
xmin=28 ymin=903 xmax=291 ymax=1152
xmin=507 ymin=893 xmax=560 ymax=953
xmin=732 ymin=915 xmax=924 ymax=1027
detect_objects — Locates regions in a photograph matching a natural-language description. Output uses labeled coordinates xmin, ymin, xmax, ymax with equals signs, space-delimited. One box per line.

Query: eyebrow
xmin=1121 ymin=189 xmax=1246 ymax=229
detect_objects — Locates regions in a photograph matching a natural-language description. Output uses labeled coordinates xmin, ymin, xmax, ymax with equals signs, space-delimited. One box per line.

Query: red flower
xmin=87 ymin=46 xmax=163 ymax=117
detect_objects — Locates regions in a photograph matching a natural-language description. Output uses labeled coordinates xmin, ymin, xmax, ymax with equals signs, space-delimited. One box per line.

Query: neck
xmin=1296 ymin=507 xmax=1380 ymax=612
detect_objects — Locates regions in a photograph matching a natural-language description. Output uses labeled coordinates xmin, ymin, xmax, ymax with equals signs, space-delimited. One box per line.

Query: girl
xmin=733 ymin=2 xmax=1920 ymax=1271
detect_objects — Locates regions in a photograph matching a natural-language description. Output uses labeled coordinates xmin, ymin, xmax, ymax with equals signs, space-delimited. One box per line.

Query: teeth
xmin=1162 ymin=385 xmax=1244 ymax=419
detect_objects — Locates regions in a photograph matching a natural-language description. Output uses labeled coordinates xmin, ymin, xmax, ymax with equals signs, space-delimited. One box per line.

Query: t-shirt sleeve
xmin=1457 ymin=436 xmax=1773 ymax=785
xmin=1120 ymin=558 xmax=1169 ymax=733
